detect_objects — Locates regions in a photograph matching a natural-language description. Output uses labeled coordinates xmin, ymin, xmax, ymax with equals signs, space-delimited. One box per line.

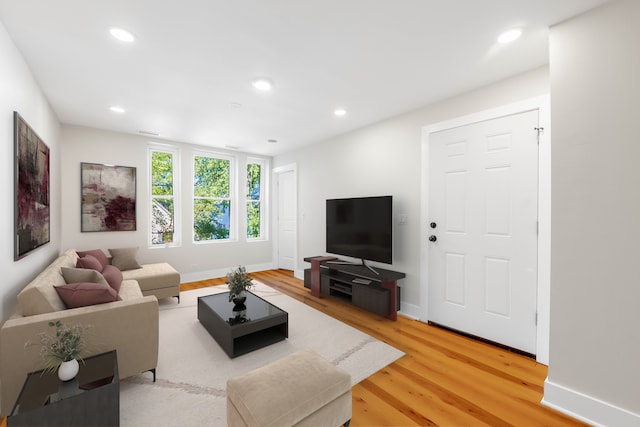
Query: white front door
xmin=277 ymin=170 xmax=296 ymax=270
xmin=427 ymin=110 xmax=539 ymax=354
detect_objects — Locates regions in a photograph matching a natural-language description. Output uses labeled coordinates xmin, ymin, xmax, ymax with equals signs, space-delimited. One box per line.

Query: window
xmin=246 ymin=158 xmax=266 ymax=239
xmin=193 ymin=153 xmax=234 ymax=241
xmin=150 ymin=147 xmax=179 ymax=246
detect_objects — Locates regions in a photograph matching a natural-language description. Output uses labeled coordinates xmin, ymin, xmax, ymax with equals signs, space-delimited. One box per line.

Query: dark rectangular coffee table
xmin=8 ymin=350 xmax=119 ymax=426
xmin=197 ymin=291 xmax=288 ymax=358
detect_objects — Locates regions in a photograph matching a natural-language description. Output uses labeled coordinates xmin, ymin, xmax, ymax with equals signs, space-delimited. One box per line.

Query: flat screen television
xmin=326 ymin=196 xmax=393 ymax=266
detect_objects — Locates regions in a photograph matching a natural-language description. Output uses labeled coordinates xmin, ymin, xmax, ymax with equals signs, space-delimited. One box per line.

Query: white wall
xmin=274 ymin=67 xmax=550 ymax=316
xmin=544 ymin=0 xmax=640 ymax=425
xmin=0 ymin=21 xmax=60 ymax=322
xmin=60 ymin=125 xmax=273 ymax=283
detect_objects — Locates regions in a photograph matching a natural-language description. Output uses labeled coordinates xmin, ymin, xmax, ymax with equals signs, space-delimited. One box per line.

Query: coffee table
xmin=197 ymin=291 xmax=288 ymax=358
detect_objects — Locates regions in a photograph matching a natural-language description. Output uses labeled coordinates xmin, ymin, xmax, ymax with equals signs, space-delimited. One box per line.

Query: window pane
xmin=194 ymin=199 xmax=230 ymax=240
xmin=151 ymin=152 xmax=173 ymax=196
xmin=247 ymin=201 xmax=261 ymax=238
xmin=246 ymin=163 xmax=261 ymax=200
xmin=152 ymin=198 xmax=174 ymax=244
xmin=194 ymin=156 xmax=230 ymax=198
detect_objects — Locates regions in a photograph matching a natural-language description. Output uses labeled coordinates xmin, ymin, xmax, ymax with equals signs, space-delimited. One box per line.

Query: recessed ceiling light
xmin=497 ymin=28 xmax=522 ymax=44
xmin=109 ymin=27 xmax=135 ymax=43
xmin=109 ymin=106 xmax=125 ymax=113
xmin=334 ymin=109 xmax=347 ymax=116
xmin=252 ymin=78 xmax=273 ymax=91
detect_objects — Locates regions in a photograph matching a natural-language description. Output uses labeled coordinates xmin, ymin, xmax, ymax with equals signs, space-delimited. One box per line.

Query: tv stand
xmin=326 ymin=259 xmax=381 ymax=275
xmin=303 ymin=256 xmax=405 ymax=320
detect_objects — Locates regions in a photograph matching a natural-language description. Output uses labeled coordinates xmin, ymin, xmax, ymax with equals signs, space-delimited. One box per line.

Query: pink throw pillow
xmin=76 ymin=249 xmax=109 ymax=269
xmin=76 ymin=254 xmax=103 ymax=271
xmin=54 ymin=283 xmax=121 ymax=308
xmin=101 ymin=265 xmax=123 ymax=292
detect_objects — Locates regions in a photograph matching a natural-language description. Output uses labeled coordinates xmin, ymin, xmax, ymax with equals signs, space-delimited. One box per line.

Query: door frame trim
xmin=272 ymin=163 xmax=298 ymax=275
xmin=420 ymin=95 xmax=550 ymax=364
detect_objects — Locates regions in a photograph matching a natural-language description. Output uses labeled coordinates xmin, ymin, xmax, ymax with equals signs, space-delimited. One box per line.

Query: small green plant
xmin=37 ymin=321 xmax=90 ymax=374
xmin=226 ymin=265 xmax=253 ymax=302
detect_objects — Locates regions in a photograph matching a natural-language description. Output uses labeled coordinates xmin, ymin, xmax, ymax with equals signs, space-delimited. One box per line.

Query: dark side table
xmin=8 ymin=350 xmax=119 ymax=427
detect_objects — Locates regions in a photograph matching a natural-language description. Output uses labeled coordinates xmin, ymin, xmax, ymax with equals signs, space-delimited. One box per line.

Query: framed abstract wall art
xmin=81 ymin=162 xmax=136 ymax=232
xmin=14 ymin=112 xmax=50 ymax=260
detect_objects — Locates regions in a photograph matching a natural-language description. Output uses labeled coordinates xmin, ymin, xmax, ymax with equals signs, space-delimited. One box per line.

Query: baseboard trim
xmin=180 ymin=262 xmax=276 ymax=284
xmin=542 ymin=378 xmax=640 ymax=427
xmin=293 ymin=268 xmax=304 ymax=281
xmin=399 ymin=301 xmax=421 ymax=320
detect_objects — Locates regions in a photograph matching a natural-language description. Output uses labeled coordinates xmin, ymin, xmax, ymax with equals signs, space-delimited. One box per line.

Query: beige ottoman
xmin=227 ymin=348 xmax=352 ymax=427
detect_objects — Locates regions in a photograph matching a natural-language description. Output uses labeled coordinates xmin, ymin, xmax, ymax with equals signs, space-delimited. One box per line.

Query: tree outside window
xmin=151 ymin=150 xmax=176 ymax=245
xmin=193 ymin=154 xmax=233 ymax=241
xmin=246 ymin=160 xmax=264 ymax=239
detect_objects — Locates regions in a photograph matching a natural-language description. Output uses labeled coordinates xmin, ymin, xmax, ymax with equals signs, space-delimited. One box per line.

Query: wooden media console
xmin=303 ymin=256 xmax=405 ymax=320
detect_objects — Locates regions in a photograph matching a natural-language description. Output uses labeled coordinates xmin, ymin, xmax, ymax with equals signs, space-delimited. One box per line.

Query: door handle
xmin=429 ymin=235 xmax=437 ymax=242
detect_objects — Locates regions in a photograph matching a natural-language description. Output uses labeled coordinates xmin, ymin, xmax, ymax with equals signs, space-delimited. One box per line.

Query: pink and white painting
xmin=81 ymin=162 xmax=136 ymax=232
xmin=14 ymin=112 xmax=50 ymax=260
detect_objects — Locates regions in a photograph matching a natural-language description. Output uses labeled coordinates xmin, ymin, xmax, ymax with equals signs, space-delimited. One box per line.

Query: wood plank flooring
xmin=0 ymin=269 xmax=586 ymax=427
xmin=184 ymin=269 xmax=587 ymax=427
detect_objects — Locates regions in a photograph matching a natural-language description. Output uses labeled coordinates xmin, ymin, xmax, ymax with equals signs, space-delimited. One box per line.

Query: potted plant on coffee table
xmin=226 ymin=265 xmax=254 ymax=305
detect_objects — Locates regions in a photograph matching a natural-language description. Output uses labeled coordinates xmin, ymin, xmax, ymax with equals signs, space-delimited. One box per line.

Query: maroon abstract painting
xmin=81 ymin=163 xmax=136 ymax=232
xmin=14 ymin=112 xmax=50 ymax=260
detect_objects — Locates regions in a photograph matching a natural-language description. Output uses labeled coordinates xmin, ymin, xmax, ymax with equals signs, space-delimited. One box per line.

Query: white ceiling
xmin=0 ymin=0 xmax=608 ymax=156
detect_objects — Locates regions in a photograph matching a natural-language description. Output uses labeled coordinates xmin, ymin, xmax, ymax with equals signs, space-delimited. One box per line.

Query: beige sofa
xmin=0 ymin=248 xmax=174 ymax=416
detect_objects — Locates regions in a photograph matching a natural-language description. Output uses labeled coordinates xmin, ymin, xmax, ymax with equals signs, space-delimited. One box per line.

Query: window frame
xmin=148 ymin=144 xmax=180 ymax=248
xmin=192 ymin=150 xmax=237 ymax=243
xmin=246 ymin=157 xmax=268 ymax=241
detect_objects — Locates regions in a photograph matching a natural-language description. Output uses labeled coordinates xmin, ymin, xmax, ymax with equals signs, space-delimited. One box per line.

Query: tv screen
xmin=326 ymin=196 xmax=393 ymax=264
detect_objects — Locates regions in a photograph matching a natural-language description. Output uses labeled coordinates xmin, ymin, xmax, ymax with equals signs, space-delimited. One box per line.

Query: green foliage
xmin=246 ymin=163 xmax=262 ymax=238
xmin=194 ymin=156 xmax=230 ymax=198
xmin=193 ymin=199 xmax=230 ymax=240
xmin=247 ymin=202 xmax=261 ymax=238
xmin=193 ymin=156 xmax=231 ymax=241
xmin=246 ymin=163 xmax=261 ymax=200
xmin=36 ymin=321 xmax=90 ymax=373
xmin=226 ymin=265 xmax=253 ymax=301
xmin=151 ymin=151 xmax=175 ymax=244
xmin=151 ymin=151 xmax=173 ymax=196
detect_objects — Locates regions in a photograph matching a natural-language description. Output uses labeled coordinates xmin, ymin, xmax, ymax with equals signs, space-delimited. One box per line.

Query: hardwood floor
xmin=0 ymin=270 xmax=585 ymax=427
xmin=183 ymin=269 xmax=587 ymax=427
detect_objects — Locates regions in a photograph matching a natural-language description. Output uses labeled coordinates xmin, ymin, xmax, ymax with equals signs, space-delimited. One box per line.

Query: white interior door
xmin=428 ymin=110 xmax=539 ymax=354
xmin=277 ymin=170 xmax=296 ymax=270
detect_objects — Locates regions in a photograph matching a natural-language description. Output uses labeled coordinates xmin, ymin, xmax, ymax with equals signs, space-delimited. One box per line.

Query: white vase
xmin=58 ymin=358 xmax=79 ymax=382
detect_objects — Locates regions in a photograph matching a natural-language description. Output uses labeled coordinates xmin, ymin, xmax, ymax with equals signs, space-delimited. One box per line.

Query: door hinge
xmin=535 ymin=312 xmax=538 ymax=325
xmin=536 ymin=221 xmax=539 ymax=235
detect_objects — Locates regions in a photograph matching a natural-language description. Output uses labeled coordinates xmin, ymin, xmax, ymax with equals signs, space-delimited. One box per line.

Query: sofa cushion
xmin=101 ymin=264 xmax=123 ymax=292
xmin=121 ymin=263 xmax=180 ymax=292
xmin=108 ymin=247 xmax=142 ymax=271
xmin=76 ymin=254 xmax=103 ymax=271
xmin=118 ymin=279 xmax=144 ymax=300
xmin=54 ymin=282 xmax=121 ymax=308
xmin=61 ymin=267 xmax=109 ymax=286
xmin=16 ymin=254 xmax=74 ymax=316
xmin=76 ymin=249 xmax=109 ymax=269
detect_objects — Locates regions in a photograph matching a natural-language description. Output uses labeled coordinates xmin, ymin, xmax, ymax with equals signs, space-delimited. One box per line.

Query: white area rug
xmin=120 ymin=281 xmax=404 ymax=427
